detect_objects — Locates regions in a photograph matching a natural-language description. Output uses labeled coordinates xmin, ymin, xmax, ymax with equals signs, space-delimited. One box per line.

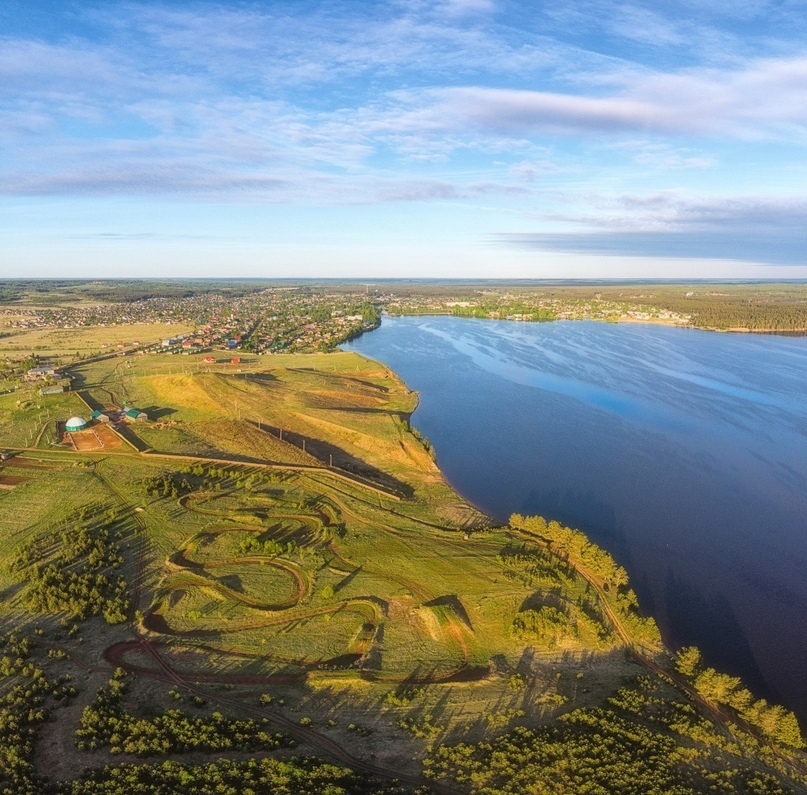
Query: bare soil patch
xmin=0 ymin=475 xmax=28 ymax=487
xmin=1 ymin=457 xmax=58 ymax=470
xmin=66 ymin=425 xmax=123 ymax=452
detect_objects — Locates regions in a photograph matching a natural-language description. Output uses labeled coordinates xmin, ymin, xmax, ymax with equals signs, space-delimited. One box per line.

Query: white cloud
xmin=440 ymin=0 xmax=497 ymax=16
xmin=1 ymin=0 xmax=806 ymax=229
xmin=509 ymin=160 xmax=568 ymax=180
xmin=496 ymin=194 xmax=807 ymax=264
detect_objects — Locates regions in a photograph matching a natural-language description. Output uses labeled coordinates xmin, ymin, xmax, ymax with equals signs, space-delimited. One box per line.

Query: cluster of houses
xmin=89 ymin=407 xmax=148 ymax=424
xmin=24 ymin=365 xmax=74 ymax=395
xmin=158 ymin=321 xmax=253 ymax=355
xmin=65 ymin=406 xmax=149 ymax=434
xmin=203 ymin=355 xmax=242 ymax=365
xmin=100 ymin=339 xmax=141 ymax=350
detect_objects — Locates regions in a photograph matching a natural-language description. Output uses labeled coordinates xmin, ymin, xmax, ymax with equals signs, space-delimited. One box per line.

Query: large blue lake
xmin=346 ymin=316 xmax=807 ymax=718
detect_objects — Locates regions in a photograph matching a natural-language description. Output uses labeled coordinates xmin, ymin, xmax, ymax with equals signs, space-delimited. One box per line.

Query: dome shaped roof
xmin=65 ymin=416 xmax=87 ymax=430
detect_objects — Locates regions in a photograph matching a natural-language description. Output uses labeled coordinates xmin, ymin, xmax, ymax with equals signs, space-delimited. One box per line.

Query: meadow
xmin=0 ymin=349 xmax=805 ymax=793
xmin=0 ymin=320 xmax=194 ymax=360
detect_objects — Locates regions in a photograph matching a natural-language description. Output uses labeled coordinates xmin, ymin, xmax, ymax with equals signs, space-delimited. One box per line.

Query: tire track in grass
xmin=93 ymin=465 xmax=459 ymax=794
xmin=112 ymin=637 xmax=462 ymax=794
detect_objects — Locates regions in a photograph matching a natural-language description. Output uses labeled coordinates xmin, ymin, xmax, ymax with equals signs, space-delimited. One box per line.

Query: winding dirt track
xmin=167 ymin=545 xmax=309 ymax=611
xmin=179 ymin=487 xmax=473 ymax=679
xmin=88 ymin=463 xmax=459 ymax=794
xmin=72 ymin=456 xmax=807 ymax=789
xmin=105 ymin=636 xmax=461 ymax=794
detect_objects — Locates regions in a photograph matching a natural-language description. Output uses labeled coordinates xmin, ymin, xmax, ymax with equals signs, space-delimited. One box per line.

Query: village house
xmin=25 ymin=365 xmax=58 ymax=381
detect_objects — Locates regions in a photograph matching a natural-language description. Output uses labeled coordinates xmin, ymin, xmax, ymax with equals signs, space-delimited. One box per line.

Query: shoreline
xmin=383 ymin=312 xmax=807 ymax=336
xmin=345 ymin=317 xmax=807 ymax=727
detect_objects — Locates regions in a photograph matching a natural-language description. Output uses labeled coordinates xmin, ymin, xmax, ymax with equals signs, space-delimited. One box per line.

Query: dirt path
xmin=127 ymin=637 xmax=461 ymax=794
xmin=510 ymin=529 xmax=807 ymax=782
xmin=89 ymin=460 xmax=458 ymax=793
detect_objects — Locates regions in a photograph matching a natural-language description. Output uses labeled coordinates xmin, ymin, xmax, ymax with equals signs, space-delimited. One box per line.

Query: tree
xmin=675 ymin=646 xmax=702 ymax=679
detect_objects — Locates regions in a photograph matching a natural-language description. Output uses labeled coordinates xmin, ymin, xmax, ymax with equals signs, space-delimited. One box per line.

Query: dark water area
xmin=346 ymin=316 xmax=807 ymax=720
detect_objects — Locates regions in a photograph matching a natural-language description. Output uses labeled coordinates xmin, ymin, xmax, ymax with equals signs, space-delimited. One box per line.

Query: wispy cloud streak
xmin=4 ymin=1 xmax=807 ymax=271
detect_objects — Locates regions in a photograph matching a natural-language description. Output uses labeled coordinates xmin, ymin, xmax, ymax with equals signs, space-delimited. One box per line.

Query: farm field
xmin=0 ymin=320 xmax=194 ymax=359
xmin=0 ymin=349 xmax=806 ymax=793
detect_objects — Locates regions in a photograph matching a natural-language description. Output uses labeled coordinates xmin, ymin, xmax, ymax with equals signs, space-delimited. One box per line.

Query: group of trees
xmin=425 ymin=675 xmax=802 ymax=795
xmin=676 ymin=647 xmax=804 ymax=750
xmin=497 ymin=546 xmax=565 ymax=589
xmin=76 ymin=671 xmax=292 ymax=757
xmin=141 ymin=473 xmax=194 ymax=500
xmin=449 ymin=302 xmax=555 ymax=322
xmin=142 ymin=467 xmax=286 ymax=501
xmin=404 ymin=423 xmax=436 ymax=461
xmin=509 ymin=514 xmax=661 ymax=647
xmin=14 ymin=508 xmax=130 ymax=625
xmin=506 ymin=514 xmax=805 ymax=755
xmin=56 ymin=757 xmax=406 ymax=795
xmin=511 ymin=606 xmax=573 ymax=647
xmin=510 ymin=514 xmax=628 ymax=589
xmin=236 ymin=535 xmax=295 ymax=557
xmin=0 ymin=632 xmax=76 ymax=794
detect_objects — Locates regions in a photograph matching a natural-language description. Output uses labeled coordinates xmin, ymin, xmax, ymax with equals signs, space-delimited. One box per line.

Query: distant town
xmin=0 ymin=285 xmax=381 ymax=388
xmin=4 ymin=279 xmax=807 ymax=391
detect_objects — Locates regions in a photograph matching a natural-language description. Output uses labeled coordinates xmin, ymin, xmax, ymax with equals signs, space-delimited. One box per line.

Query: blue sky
xmin=3 ymin=0 xmax=807 ymax=278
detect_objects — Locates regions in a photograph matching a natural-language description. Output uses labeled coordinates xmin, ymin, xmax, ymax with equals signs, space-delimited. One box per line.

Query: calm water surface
xmin=346 ymin=316 xmax=807 ymax=718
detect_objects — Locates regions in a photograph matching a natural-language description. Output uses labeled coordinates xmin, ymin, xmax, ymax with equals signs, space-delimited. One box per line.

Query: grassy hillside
xmin=0 ymin=351 xmax=805 ymax=794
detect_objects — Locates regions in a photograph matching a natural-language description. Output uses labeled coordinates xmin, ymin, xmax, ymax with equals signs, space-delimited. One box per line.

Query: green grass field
xmin=0 ymin=351 xmax=619 ymax=694
xmin=1 ymin=349 xmax=805 ymax=793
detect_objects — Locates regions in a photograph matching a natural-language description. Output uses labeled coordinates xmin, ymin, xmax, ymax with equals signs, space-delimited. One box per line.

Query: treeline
xmin=450 ymin=302 xmax=555 ymax=321
xmin=76 ymin=670 xmax=292 ymax=756
xmin=509 ymin=514 xmax=629 ymax=588
xmin=23 ymin=280 xmax=272 ymax=303
xmin=676 ymin=647 xmax=803 ymax=749
xmin=689 ymin=304 xmax=807 ymax=331
xmin=634 ymin=288 xmax=807 ymax=331
xmin=385 ymin=283 xmax=807 ymax=332
xmin=400 ymin=420 xmax=436 ymax=460
xmin=509 ymin=514 xmax=661 ymax=647
xmin=584 ymin=285 xmax=807 ymax=331
xmin=424 ymin=675 xmax=803 ymax=794
xmin=142 ymin=466 xmax=285 ymax=500
xmin=13 ymin=506 xmax=130 ymax=625
xmin=55 ymin=757 xmax=410 ymax=795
